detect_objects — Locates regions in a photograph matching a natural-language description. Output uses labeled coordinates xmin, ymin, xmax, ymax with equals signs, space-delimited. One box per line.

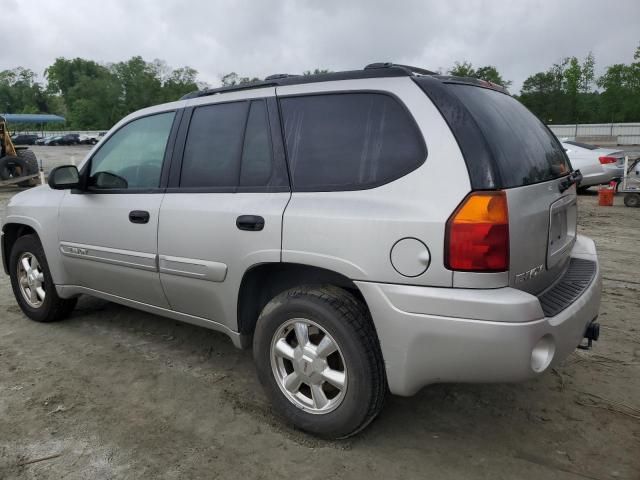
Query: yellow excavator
xmin=0 ymin=115 xmax=40 ymax=186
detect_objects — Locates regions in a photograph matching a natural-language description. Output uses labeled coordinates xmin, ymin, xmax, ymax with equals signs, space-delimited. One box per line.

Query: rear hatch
xmin=415 ymin=78 xmax=576 ymax=294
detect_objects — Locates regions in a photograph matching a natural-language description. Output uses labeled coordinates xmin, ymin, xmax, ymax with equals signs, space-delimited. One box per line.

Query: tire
xmin=624 ymin=193 xmax=640 ymax=208
xmin=253 ymin=285 xmax=386 ymax=438
xmin=0 ymin=155 xmax=28 ymax=181
xmin=16 ymin=149 xmax=39 ymax=175
xmin=9 ymin=234 xmax=77 ymax=323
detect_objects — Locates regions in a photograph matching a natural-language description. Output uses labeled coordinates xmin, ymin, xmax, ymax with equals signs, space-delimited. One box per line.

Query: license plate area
xmin=548 ymin=195 xmax=577 ymax=269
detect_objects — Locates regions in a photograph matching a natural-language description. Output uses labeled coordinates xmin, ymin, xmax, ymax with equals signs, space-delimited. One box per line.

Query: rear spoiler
xmin=432 ymin=75 xmax=510 ymax=95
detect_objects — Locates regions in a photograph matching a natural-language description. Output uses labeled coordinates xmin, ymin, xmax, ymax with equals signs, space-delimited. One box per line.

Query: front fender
xmin=2 ymin=186 xmax=67 ymax=283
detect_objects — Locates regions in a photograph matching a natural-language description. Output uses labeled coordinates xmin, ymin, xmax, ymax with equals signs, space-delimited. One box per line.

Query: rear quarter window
xmin=280 ymin=93 xmax=426 ymax=191
xmin=447 ymin=85 xmax=570 ymax=188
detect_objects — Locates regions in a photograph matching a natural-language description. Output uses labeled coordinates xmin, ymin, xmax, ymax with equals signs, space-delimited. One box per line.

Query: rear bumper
xmin=356 ymin=235 xmax=601 ymax=396
xmin=581 ymin=165 xmax=624 ymax=187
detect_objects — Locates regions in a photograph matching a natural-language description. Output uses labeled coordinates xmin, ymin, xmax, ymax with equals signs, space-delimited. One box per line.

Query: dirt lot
xmin=1 ymin=148 xmax=639 ymax=479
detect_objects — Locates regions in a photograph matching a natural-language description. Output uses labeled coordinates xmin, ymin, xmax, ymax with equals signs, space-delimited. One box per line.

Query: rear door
xmin=157 ymin=89 xmax=290 ymax=330
xmin=443 ymin=84 xmax=575 ymax=294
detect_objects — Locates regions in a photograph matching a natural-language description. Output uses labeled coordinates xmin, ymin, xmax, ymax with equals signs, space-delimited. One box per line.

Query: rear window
xmin=447 ymin=85 xmax=570 ymax=188
xmin=280 ymin=93 xmax=426 ymax=191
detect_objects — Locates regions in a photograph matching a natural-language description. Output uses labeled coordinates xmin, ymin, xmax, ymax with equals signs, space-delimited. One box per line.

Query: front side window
xmin=89 ymin=112 xmax=175 ymax=189
xmin=280 ymin=93 xmax=426 ymax=191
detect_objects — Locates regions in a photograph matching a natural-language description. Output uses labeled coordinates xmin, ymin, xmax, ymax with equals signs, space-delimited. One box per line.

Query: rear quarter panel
xmin=280 ymin=77 xmax=471 ymax=287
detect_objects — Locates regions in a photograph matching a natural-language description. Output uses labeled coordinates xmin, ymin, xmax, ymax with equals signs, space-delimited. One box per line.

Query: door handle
xmin=236 ymin=215 xmax=264 ymax=231
xmin=129 ymin=210 xmax=150 ymax=224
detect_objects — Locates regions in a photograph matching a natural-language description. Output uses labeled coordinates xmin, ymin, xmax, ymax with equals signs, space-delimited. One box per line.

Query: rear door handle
xmin=129 ymin=210 xmax=150 ymax=224
xmin=236 ymin=215 xmax=264 ymax=231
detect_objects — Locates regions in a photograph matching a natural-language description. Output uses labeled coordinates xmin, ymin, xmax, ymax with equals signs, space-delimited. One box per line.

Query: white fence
xmin=16 ymin=130 xmax=105 ymax=137
xmin=547 ymin=123 xmax=640 ymax=145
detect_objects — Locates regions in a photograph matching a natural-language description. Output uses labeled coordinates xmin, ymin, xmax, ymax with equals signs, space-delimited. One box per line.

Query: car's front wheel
xmin=9 ymin=234 xmax=77 ymax=322
xmin=253 ymin=285 xmax=386 ymax=438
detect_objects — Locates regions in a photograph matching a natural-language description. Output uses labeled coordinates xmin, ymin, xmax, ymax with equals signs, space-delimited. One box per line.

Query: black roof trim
xmin=179 ymin=63 xmax=509 ymax=100
xmin=180 ymin=63 xmax=436 ymax=100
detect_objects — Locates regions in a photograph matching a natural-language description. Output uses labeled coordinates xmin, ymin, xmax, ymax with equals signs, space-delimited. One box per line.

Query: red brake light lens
xmin=445 ymin=191 xmax=509 ymax=272
xmin=599 ymin=156 xmax=617 ymax=165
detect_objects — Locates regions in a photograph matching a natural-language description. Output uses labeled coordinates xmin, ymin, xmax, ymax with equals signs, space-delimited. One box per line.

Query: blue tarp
xmin=1 ymin=113 xmax=65 ymax=123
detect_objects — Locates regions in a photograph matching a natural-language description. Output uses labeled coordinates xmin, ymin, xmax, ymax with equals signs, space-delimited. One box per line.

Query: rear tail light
xmin=445 ymin=191 xmax=509 ymax=272
xmin=599 ymin=156 xmax=617 ymax=165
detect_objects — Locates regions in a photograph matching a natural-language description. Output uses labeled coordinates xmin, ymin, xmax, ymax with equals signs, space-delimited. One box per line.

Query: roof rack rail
xmin=180 ymin=63 xmax=438 ymax=100
xmin=264 ymin=73 xmax=300 ymax=80
xmin=364 ymin=62 xmax=437 ymax=76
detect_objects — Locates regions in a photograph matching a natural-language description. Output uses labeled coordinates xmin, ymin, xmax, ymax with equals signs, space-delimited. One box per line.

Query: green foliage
xmin=4 ymin=57 xmax=203 ymax=130
xmin=220 ymin=72 xmax=261 ymax=87
xmin=519 ymin=46 xmax=640 ymax=124
xmin=303 ymin=69 xmax=331 ymax=75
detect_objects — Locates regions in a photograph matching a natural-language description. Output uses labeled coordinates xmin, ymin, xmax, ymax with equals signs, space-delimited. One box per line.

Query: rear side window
xmin=447 ymin=85 xmax=570 ymax=188
xmin=180 ymin=102 xmax=248 ymax=188
xmin=280 ymin=93 xmax=426 ymax=191
xmin=179 ymin=99 xmax=288 ymax=190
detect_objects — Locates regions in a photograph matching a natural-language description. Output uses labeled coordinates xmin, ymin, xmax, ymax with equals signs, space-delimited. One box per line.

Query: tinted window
xmin=280 ymin=93 xmax=426 ymax=191
xmin=447 ymin=85 xmax=570 ymax=187
xmin=240 ymin=101 xmax=274 ymax=187
xmin=180 ymin=102 xmax=248 ymax=188
xmin=90 ymin=112 xmax=174 ymax=189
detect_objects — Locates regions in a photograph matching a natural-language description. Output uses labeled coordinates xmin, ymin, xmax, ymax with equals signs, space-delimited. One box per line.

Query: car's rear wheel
xmin=253 ymin=285 xmax=386 ymax=438
xmin=9 ymin=234 xmax=77 ymax=322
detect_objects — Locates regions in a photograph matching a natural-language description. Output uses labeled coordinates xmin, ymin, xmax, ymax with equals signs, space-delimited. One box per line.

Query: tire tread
xmin=258 ymin=284 xmax=386 ymax=438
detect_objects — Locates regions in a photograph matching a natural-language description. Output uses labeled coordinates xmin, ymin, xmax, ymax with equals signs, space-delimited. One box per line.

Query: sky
xmin=2 ymin=0 xmax=639 ymax=94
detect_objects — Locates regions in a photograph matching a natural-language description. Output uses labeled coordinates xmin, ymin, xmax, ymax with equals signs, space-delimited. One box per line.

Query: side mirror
xmin=48 ymin=165 xmax=80 ymax=190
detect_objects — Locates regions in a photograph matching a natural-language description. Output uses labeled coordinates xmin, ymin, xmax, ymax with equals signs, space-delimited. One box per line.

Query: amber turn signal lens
xmin=445 ymin=191 xmax=509 ymax=272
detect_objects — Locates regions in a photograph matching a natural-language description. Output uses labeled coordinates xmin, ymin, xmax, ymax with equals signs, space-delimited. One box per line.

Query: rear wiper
xmin=559 ymin=169 xmax=582 ymax=193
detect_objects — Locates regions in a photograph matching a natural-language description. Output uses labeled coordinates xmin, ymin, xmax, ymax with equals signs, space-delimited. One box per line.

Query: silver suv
xmin=1 ymin=64 xmax=602 ymax=438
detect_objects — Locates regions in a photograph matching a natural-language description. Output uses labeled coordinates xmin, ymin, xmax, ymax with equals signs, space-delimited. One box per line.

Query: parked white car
xmin=561 ymin=140 xmax=625 ymax=190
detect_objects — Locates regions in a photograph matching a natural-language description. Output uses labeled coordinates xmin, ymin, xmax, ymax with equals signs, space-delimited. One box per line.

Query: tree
xmin=448 ymin=61 xmax=476 ymax=78
xmin=519 ymin=52 xmax=602 ymax=124
xmin=220 ymin=72 xmax=261 ymax=87
xmin=303 ymin=69 xmax=331 ymax=75
xmin=448 ymin=61 xmax=511 ymax=87
xmin=597 ymin=44 xmax=640 ymax=122
xmin=0 ymin=67 xmax=50 ymax=114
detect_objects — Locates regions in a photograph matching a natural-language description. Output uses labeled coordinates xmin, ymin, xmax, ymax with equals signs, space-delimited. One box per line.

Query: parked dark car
xmin=58 ymin=134 xmax=81 ymax=145
xmin=10 ymin=134 xmax=40 ymax=145
xmin=41 ymin=135 xmax=64 ymax=146
xmin=40 ymin=134 xmax=80 ymax=146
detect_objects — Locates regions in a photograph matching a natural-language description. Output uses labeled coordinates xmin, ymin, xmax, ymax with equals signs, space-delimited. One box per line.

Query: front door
xmin=58 ymin=111 xmax=177 ymax=307
xmin=157 ymin=93 xmax=290 ymax=329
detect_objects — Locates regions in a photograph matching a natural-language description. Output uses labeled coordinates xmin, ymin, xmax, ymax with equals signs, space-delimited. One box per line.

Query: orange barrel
xmin=598 ymin=188 xmax=614 ymax=206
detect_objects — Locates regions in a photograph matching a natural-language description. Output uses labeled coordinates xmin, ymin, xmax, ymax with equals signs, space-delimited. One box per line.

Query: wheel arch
xmin=237 ymin=262 xmax=372 ymax=337
xmin=2 ymin=222 xmax=38 ymax=274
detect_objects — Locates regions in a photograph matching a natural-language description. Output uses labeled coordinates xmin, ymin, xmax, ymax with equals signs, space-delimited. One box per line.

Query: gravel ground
xmin=0 ymin=147 xmax=639 ymax=479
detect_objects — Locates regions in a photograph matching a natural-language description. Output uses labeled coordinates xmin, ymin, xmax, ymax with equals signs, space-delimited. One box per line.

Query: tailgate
xmin=507 ymin=180 xmax=577 ymax=294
